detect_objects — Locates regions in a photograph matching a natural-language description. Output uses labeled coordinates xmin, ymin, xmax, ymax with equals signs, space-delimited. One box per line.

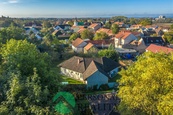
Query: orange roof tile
xmin=97 ymin=28 xmax=110 ymax=33
xmin=72 ymin=38 xmax=84 ymax=47
xmin=115 ymin=31 xmax=131 ymax=40
xmin=84 ymin=43 xmax=94 ymax=51
xmin=89 ymin=23 xmax=99 ymax=28
xmin=146 ymin=44 xmax=173 ymax=54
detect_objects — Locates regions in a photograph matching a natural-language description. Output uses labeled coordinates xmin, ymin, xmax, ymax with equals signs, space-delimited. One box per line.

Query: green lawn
xmin=61 ymin=75 xmax=84 ymax=84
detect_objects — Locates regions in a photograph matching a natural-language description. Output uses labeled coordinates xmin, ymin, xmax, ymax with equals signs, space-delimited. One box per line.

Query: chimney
xmin=78 ymin=59 xmax=80 ymax=64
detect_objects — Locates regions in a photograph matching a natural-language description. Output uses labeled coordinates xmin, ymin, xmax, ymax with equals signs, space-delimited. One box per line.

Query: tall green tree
xmin=80 ymin=29 xmax=94 ymax=40
xmin=42 ymin=21 xmax=52 ymax=28
xmin=69 ymin=32 xmax=80 ymax=42
xmin=0 ymin=25 xmax=26 ymax=43
xmin=170 ymin=24 xmax=173 ymax=30
xmin=105 ymin=22 xmax=112 ymax=29
xmin=140 ymin=19 xmax=152 ymax=26
xmin=0 ymin=39 xmax=61 ymax=114
xmin=93 ymin=32 xmax=109 ymax=40
xmin=118 ymin=52 xmax=173 ymax=115
xmin=111 ymin=24 xmax=119 ymax=34
xmin=98 ymin=49 xmax=119 ymax=62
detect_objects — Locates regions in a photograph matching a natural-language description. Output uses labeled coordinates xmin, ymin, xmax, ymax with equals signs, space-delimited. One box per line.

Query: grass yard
xmin=61 ymin=75 xmax=84 ymax=84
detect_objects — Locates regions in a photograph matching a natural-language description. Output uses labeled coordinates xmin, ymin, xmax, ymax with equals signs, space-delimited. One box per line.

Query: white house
xmin=72 ymin=38 xmax=87 ymax=53
xmin=59 ymin=56 xmax=120 ymax=88
xmin=114 ymin=31 xmax=138 ymax=48
xmin=88 ymin=23 xmax=101 ymax=32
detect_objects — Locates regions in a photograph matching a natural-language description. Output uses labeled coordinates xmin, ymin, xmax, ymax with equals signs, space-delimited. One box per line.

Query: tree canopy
xmin=69 ymin=32 xmax=80 ymax=41
xmin=105 ymin=22 xmax=112 ymax=29
xmin=170 ymin=24 xmax=173 ymax=30
xmin=140 ymin=19 xmax=152 ymax=26
xmin=0 ymin=25 xmax=26 ymax=43
xmin=118 ymin=52 xmax=173 ymax=115
xmin=111 ymin=24 xmax=119 ymax=34
xmin=0 ymin=39 xmax=60 ymax=114
xmin=93 ymin=32 xmax=109 ymax=40
xmin=80 ymin=29 xmax=94 ymax=40
xmin=98 ymin=49 xmax=119 ymax=62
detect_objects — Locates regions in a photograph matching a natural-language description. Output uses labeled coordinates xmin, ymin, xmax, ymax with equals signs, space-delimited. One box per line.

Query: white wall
xmin=72 ymin=42 xmax=87 ymax=53
xmin=60 ymin=67 xmax=83 ymax=81
xmin=87 ymin=71 xmax=108 ymax=88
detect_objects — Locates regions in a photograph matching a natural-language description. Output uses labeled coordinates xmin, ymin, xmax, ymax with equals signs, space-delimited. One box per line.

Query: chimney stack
xmin=78 ymin=59 xmax=80 ymax=64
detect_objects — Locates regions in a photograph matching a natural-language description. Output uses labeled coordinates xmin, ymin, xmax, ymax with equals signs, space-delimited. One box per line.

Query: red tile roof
xmin=89 ymin=23 xmax=99 ymax=28
xmin=96 ymin=28 xmax=113 ymax=35
xmin=72 ymin=38 xmax=84 ymax=47
xmin=146 ymin=44 xmax=173 ymax=54
xmin=115 ymin=31 xmax=131 ymax=40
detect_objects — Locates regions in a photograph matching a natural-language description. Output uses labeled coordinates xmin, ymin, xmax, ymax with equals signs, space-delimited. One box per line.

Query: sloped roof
xmin=146 ymin=44 xmax=173 ymax=53
xmin=72 ymin=38 xmax=84 ymax=47
xmin=59 ymin=56 xmax=120 ymax=79
xmin=115 ymin=31 xmax=131 ymax=40
xmin=59 ymin=56 xmax=86 ymax=73
xmin=89 ymin=23 xmax=99 ymax=28
xmin=142 ymin=37 xmax=165 ymax=45
xmin=84 ymin=43 xmax=94 ymax=51
xmin=83 ymin=61 xmax=108 ymax=80
xmin=97 ymin=28 xmax=110 ymax=33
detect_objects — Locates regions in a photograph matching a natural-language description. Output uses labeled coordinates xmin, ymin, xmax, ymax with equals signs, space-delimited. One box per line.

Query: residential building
xmin=88 ymin=23 xmax=101 ymax=32
xmin=59 ymin=56 xmax=120 ymax=87
xmin=146 ymin=44 xmax=173 ymax=54
xmin=72 ymin=38 xmax=87 ymax=53
xmin=114 ymin=31 xmax=138 ymax=48
xmin=84 ymin=43 xmax=98 ymax=53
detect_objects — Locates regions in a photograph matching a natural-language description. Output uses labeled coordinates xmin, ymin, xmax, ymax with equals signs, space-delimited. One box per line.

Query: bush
xmin=99 ymin=84 xmax=109 ymax=90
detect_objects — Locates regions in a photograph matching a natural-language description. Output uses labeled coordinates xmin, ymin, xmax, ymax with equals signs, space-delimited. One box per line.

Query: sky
xmin=0 ymin=0 xmax=173 ymax=18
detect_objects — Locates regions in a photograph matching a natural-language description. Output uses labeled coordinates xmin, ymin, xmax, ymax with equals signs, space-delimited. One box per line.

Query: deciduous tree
xmin=93 ymin=32 xmax=109 ymax=40
xmin=80 ymin=29 xmax=94 ymax=40
xmin=118 ymin=52 xmax=173 ymax=114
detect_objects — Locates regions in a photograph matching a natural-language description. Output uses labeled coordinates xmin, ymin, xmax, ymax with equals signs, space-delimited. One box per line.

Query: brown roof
xmin=59 ymin=56 xmax=86 ymax=73
xmin=59 ymin=56 xmax=120 ymax=80
xmin=84 ymin=43 xmax=94 ymax=51
xmin=89 ymin=23 xmax=99 ymax=28
xmin=72 ymin=38 xmax=84 ymax=47
xmin=83 ymin=61 xmax=98 ymax=80
xmin=97 ymin=28 xmax=110 ymax=33
xmin=115 ymin=31 xmax=131 ymax=40
xmin=96 ymin=28 xmax=113 ymax=36
xmin=146 ymin=44 xmax=173 ymax=54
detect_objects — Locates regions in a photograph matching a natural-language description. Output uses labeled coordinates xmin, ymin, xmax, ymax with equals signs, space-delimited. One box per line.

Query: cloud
xmin=8 ymin=0 xmax=19 ymax=3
